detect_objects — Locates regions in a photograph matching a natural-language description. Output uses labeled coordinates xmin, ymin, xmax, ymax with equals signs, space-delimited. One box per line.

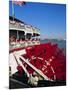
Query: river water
xmin=40 ymin=39 xmax=66 ymax=54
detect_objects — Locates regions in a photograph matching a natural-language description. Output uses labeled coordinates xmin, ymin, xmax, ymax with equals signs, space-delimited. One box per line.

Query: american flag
xmin=12 ymin=0 xmax=26 ymax=6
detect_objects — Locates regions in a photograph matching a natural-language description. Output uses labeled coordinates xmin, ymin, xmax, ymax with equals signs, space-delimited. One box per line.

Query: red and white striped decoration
xmin=12 ymin=0 xmax=26 ymax=6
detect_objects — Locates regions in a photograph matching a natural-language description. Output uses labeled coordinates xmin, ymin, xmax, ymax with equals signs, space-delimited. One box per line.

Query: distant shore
xmin=40 ymin=39 xmax=66 ymax=54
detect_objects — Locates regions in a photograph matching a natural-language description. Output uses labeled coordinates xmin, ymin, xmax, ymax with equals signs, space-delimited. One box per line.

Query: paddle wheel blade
xmin=13 ymin=43 xmax=66 ymax=81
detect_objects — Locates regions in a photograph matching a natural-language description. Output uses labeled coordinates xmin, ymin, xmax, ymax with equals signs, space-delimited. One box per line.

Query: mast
xmin=12 ymin=0 xmax=15 ymax=21
xmin=12 ymin=0 xmax=19 ymax=39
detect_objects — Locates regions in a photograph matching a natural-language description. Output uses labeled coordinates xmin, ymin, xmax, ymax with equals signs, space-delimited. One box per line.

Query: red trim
xmin=9 ymin=43 xmax=51 ymax=53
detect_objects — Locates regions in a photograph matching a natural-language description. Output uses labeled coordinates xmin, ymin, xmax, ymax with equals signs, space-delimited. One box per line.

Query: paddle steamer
xmin=9 ymin=16 xmax=66 ymax=87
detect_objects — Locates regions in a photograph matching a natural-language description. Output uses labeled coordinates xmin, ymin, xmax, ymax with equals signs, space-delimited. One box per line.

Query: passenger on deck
xmin=9 ymin=36 xmax=16 ymax=45
xmin=28 ymin=72 xmax=39 ymax=86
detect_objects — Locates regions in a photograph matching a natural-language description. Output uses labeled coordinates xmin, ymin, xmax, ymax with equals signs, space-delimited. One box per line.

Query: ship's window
xmin=18 ymin=31 xmax=25 ymax=40
xmin=26 ymin=33 xmax=32 ymax=40
xmin=9 ymin=30 xmax=17 ymax=38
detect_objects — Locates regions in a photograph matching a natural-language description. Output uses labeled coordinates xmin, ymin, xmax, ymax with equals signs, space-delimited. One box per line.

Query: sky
xmin=9 ymin=1 xmax=66 ymax=39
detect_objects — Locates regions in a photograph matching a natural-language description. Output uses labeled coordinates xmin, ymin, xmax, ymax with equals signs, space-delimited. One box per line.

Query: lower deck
xmin=9 ymin=72 xmax=66 ymax=89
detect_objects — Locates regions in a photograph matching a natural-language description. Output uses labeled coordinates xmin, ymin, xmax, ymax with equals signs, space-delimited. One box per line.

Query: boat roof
xmin=9 ymin=16 xmax=40 ymax=35
xmin=9 ymin=16 xmax=25 ymax=24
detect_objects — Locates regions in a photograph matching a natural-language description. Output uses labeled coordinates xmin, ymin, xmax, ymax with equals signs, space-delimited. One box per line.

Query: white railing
xmin=9 ymin=40 xmax=40 ymax=50
xmin=9 ymin=23 xmax=25 ymax=31
xmin=9 ymin=22 xmax=40 ymax=35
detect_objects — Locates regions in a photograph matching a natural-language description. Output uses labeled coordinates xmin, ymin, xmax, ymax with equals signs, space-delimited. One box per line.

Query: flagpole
xmin=12 ymin=0 xmax=15 ymax=21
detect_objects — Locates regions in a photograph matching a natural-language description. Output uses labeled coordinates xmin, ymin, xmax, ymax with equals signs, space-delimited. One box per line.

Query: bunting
xmin=12 ymin=0 xmax=26 ymax=6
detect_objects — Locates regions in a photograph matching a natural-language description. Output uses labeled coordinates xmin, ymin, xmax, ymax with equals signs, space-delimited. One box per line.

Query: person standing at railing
xmin=9 ymin=36 xmax=16 ymax=45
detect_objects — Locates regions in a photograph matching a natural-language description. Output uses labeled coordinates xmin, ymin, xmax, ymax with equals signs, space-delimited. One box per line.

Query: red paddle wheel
xmin=15 ymin=43 xmax=66 ymax=81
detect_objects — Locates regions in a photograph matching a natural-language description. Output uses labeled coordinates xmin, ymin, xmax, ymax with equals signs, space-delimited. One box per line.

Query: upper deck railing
xmin=9 ymin=20 xmax=40 ymax=35
xmin=9 ymin=21 xmax=26 ymax=32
